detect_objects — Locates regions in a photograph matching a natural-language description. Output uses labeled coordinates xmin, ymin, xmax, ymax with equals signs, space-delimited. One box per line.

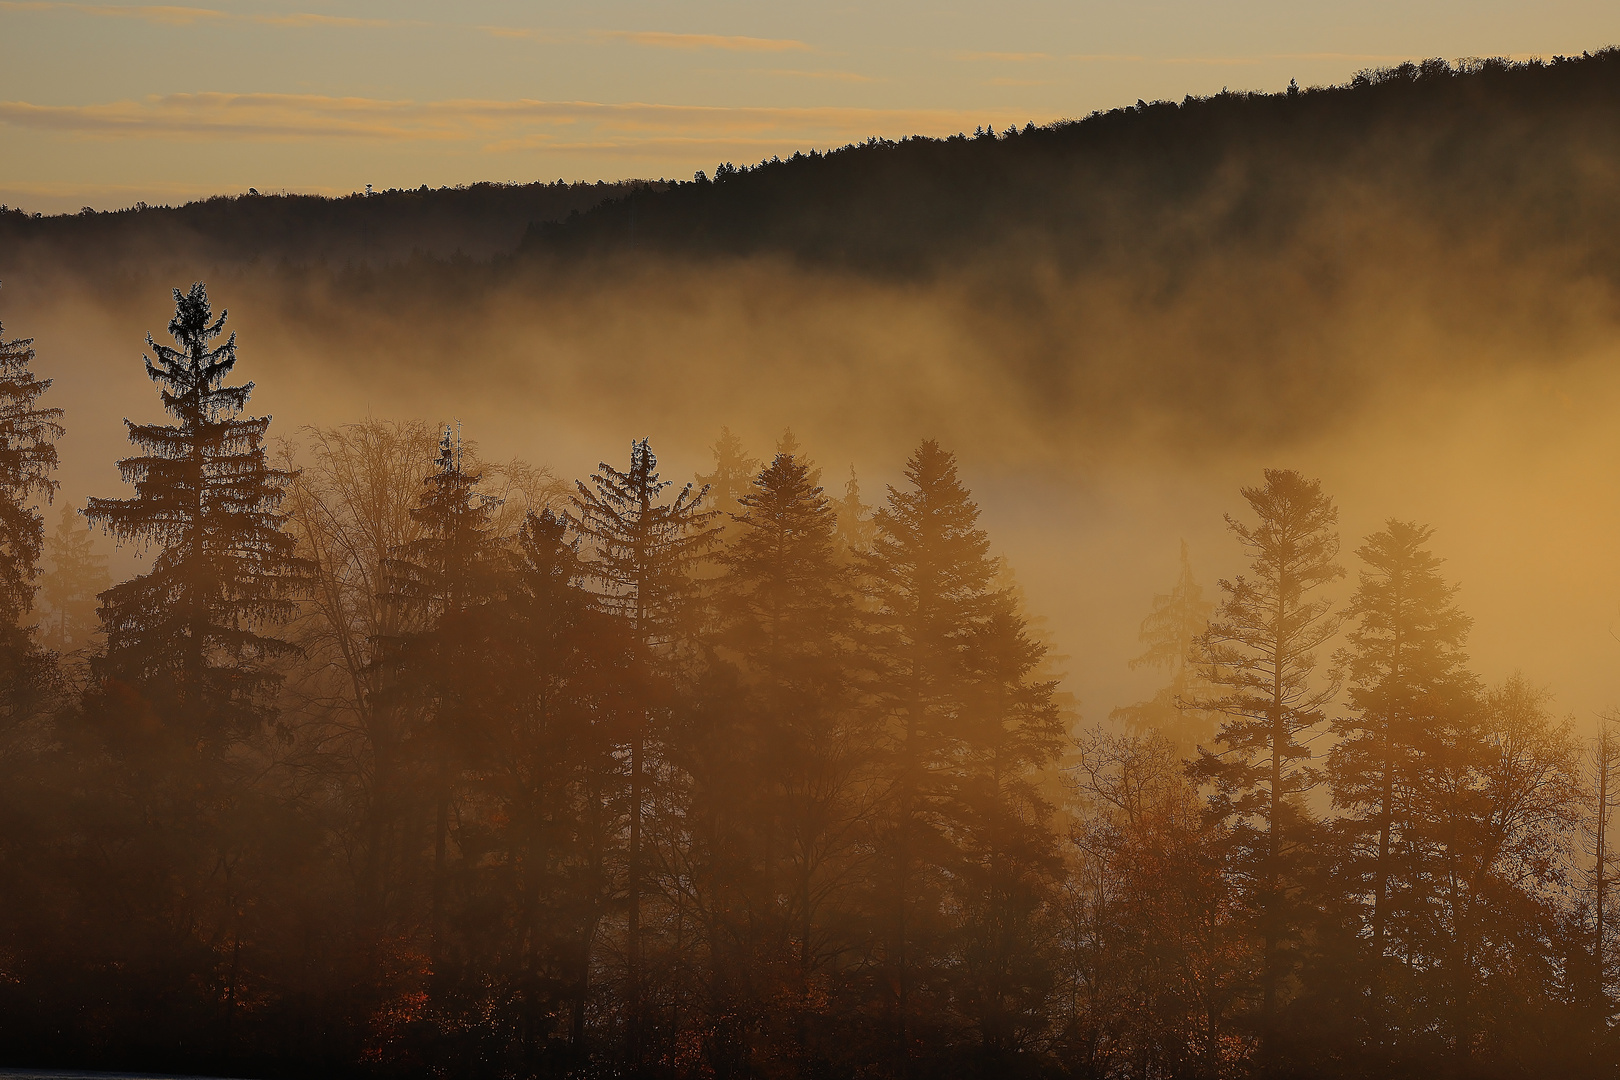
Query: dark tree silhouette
xmin=86 ymin=282 xmax=300 ymax=742
xmin=569 ymin=438 xmax=716 ymax=1062
xmin=383 ymin=426 xmax=505 ymax=989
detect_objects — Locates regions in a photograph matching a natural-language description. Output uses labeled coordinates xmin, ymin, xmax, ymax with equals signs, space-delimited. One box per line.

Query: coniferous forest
xmin=1 ymin=53 xmax=1620 ymax=1080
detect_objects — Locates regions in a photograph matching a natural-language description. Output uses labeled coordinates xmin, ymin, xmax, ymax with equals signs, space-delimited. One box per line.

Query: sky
xmin=3 ymin=0 xmax=1620 ymax=213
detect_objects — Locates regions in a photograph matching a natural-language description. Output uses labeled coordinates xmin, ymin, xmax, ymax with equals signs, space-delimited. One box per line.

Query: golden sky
xmin=3 ymin=0 xmax=1618 ymax=212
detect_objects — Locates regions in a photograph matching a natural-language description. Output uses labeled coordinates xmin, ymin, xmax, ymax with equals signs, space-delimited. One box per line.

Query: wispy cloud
xmin=953 ymin=51 xmax=1052 ymax=62
xmin=6 ymin=4 xmax=816 ymax=52
xmin=1064 ymin=50 xmax=1420 ymax=67
xmin=595 ymin=30 xmax=811 ymax=53
xmin=478 ymin=25 xmax=812 ymax=53
xmin=0 ymin=93 xmax=1015 ymax=151
xmin=0 ymin=1 xmax=395 ymax=27
xmin=752 ymin=69 xmax=880 ymax=83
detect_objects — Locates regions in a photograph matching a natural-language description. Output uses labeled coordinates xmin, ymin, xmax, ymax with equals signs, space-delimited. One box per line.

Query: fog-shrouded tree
xmin=1111 ymin=540 xmax=1217 ymax=754
xmin=712 ymin=451 xmax=869 ymax=1068
xmin=1061 ymin=727 xmax=1254 ymax=1077
xmin=87 ymin=283 xmax=301 ymax=744
xmin=861 ymin=439 xmax=1063 ymax=1072
xmin=1327 ymin=519 xmax=1477 ymax=1040
xmin=695 ymin=427 xmax=758 ymax=525
xmin=569 ymin=438 xmax=717 ymax=1062
xmin=482 ymin=507 xmax=631 ymax=1068
xmin=75 ymin=283 xmax=303 ymax=1064
xmin=1186 ymin=468 xmax=1344 ymax=1066
xmin=832 ymin=465 xmax=875 ymax=562
xmin=37 ymin=503 xmax=107 ymax=659
xmin=1405 ymin=676 xmax=1583 ymax=1071
xmin=382 ymin=426 xmax=508 ymax=997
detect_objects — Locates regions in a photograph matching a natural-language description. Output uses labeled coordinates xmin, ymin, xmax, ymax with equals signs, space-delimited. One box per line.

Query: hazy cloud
xmin=0 ymin=93 xmax=1009 ymax=150
xmin=0 ymin=1 xmax=395 ymax=27
xmin=752 ymin=69 xmax=881 ymax=83
xmin=952 ymin=51 xmax=1053 ymax=62
xmin=594 ymin=30 xmax=813 ymax=53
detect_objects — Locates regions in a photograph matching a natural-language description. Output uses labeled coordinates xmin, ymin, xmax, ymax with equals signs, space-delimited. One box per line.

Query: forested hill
xmin=7 ymin=50 xmax=1620 ymax=286
xmin=0 ymin=179 xmax=647 ymax=274
xmin=524 ymin=50 xmax=1620 ymax=277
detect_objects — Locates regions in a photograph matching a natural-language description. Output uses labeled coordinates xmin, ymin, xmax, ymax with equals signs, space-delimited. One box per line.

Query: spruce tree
xmin=569 ymin=438 xmax=716 ymax=1062
xmin=38 ymin=503 xmax=108 ymax=656
xmin=87 ymin=283 xmax=300 ymax=742
xmin=1327 ymin=520 xmax=1475 ymax=1034
xmin=384 ymin=425 xmax=505 ymax=985
xmin=1187 ymin=468 xmax=1343 ymax=1065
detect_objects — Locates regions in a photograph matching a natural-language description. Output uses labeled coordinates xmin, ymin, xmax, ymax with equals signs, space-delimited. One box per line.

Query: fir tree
xmin=86 ymin=283 xmax=300 ymax=742
xmin=569 ymin=438 xmax=717 ymax=1062
xmin=38 ymin=502 xmax=108 ymax=656
xmin=1187 ymin=468 xmax=1343 ymax=1064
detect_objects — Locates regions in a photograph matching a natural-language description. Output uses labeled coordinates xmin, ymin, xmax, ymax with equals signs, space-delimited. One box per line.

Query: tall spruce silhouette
xmin=1187 ymin=469 xmax=1343 ymax=1067
xmin=383 ymin=425 xmax=504 ymax=983
xmin=569 ymin=438 xmax=716 ymax=1061
xmin=87 ymin=284 xmax=299 ymax=740
xmin=862 ymin=439 xmax=1036 ymax=1069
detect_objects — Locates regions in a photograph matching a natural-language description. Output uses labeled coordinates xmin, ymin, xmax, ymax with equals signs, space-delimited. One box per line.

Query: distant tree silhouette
xmin=37 ymin=503 xmax=107 ymax=657
xmin=695 ymin=427 xmax=758 ymax=523
xmin=1111 ymin=540 xmax=1217 ymax=753
xmin=831 ymin=465 xmax=875 ymax=561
